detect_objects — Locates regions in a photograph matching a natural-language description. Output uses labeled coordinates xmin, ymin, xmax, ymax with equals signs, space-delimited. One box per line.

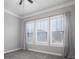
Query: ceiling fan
xmin=19 ymin=0 xmax=33 ymax=5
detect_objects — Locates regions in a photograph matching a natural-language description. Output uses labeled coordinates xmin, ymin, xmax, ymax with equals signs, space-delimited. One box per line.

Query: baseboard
xmin=28 ymin=49 xmax=62 ymax=56
xmin=68 ymin=56 xmax=75 ymax=59
xmin=4 ymin=48 xmax=21 ymax=54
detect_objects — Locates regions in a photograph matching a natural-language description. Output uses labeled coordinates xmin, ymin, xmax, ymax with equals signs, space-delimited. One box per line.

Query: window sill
xmin=49 ymin=43 xmax=64 ymax=47
xmin=26 ymin=43 xmax=64 ymax=48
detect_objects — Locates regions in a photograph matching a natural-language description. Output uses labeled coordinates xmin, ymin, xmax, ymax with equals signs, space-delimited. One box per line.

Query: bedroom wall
xmin=4 ymin=12 xmax=21 ymax=53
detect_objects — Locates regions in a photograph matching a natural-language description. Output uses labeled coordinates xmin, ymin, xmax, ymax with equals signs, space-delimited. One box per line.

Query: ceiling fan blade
xmin=19 ymin=0 xmax=33 ymax=5
xmin=28 ymin=0 xmax=33 ymax=3
xmin=19 ymin=0 xmax=24 ymax=5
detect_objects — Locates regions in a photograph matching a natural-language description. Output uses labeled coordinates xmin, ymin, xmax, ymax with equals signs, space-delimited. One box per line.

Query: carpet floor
xmin=4 ymin=50 xmax=74 ymax=59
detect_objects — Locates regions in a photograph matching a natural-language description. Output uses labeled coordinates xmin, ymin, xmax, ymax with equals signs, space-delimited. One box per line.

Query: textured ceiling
xmin=4 ymin=0 xmax=74 ymax=17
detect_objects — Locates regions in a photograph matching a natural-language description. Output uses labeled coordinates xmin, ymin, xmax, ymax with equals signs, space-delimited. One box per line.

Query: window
xmin=26 ymin=14 xmax=65 ymax=46
xmin=36 ymin=18 xmax=49 ymax=44
xmin=50 ymin=15 xmax=64 ymax=46
xmin=26 ymin=21 xmax=35 ymax=44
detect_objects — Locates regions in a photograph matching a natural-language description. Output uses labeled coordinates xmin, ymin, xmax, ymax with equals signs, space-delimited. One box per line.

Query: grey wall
xmin=4 ymin=13 xmax=21 ymax=52
xmin=21 ymin=5 xmax=75 ymax=56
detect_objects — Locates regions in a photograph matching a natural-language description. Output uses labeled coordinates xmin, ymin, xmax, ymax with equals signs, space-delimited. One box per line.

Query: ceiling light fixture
xmin=19 ymin=0 xmax=33 ymax=5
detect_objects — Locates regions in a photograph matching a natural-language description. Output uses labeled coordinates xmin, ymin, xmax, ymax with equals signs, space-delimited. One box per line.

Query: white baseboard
xmin=28 ymin=49 xmax=62 ymax=56
xmin=4 ymin=48 xmax=21 ymax=54
xmin=68 ymin=56 xmax=75 ymax=59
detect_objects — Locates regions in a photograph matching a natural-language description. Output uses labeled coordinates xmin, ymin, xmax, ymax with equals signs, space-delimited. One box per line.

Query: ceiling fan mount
xmin=19 ymin=0 xmax=33 ymax=5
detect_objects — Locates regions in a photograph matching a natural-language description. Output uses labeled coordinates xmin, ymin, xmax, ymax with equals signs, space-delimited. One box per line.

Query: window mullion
xmin=48 ymin=17 xmax=50 ymax=46
xmin=33 ymin=21 xmax=35 ymax=44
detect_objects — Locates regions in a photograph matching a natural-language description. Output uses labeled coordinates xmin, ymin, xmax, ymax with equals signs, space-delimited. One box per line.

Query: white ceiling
xmin=4 ymin=0 xmax=74 ymax=17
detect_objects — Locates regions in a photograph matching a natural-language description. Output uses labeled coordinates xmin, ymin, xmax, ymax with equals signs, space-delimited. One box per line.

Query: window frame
xmin=35 ymin=18 xmax=49 ymax=45
xmin=26 ymin=21 xmax=35 ymax=45
xmin=25 ymin=14 xmax=65 ymax=47
xmin=49 ymin=14 xmax=65 ymax=47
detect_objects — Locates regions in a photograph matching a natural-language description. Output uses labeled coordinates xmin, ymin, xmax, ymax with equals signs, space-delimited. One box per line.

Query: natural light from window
xmin=26 ymin=14 xmax=65 ymax=47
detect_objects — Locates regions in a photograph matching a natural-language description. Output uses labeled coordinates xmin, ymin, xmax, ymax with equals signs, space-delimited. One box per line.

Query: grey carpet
xmin=4 ymin=50 xmax=74 ymax=59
